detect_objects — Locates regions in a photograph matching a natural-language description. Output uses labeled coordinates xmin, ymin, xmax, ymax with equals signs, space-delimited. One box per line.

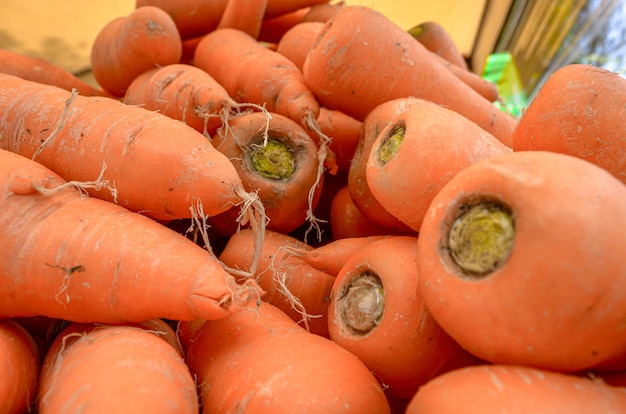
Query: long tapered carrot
xmin=417 ymin=150 xmax=626 ymax=373
xmin=0 ymin=148 xmax=260 ymax=323
xmin=0 ymin=73 xmax=247 ymax=221
xmin=303 ymin=5 xmax=517 ymax=146
xmin=38 ymin=322 xmax=199 ymax=413
xmin=0 ymin=319 xmax=40 ymax=414
xmin=512 ymin=63 xmax=626 ymax=184
xmin=407 ymin=21 xmax=469 ymax=70
xmin=220 ymin=228 xmax=334 ymax=337
xmin=91 ymin=6 xmax=183 ymax=97
xmin=0 ymin=49 xmax=111 ymax=98
xmin=365 ymin=98 xmax=511 ymax=232
xmin=183 ymin=301 xmax=392 ymax=413
xmin=405 ymin=364 xmax=626 ymax=413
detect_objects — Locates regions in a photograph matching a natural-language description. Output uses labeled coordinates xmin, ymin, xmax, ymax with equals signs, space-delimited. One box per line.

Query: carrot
xmin=220 ymin=228 xmax=334 ymax=337
xmin=348 ymin=97 xmax=423 ymax=234
xmin=38 ymin=321 xmax=198 ymax=413
xmin=216 ymin=0 xmax=268 ymax=39
xmin=208 ymin=111 xmax=324 ymax=235
xmin=328 ymin=236 xmax=481 ymax=398
xmin=330 ymin=185 xmax=403 ymax=239
xmin=366 ymin=98 xmax=511 ymax=232
xmin=416 ymin=150 xmax=626 ymax=373
xmin=0 ymin=319 xmax=40 ymax=414
xmin=0 ymin=73 xmax=254 ymax=222
xmin=303 ymin=5 xmax=517 ymax=146
xmin=276 ymin=21 xmax=325 ymax=71
xmin=135 ymin=0 xmax=228 ymax=40
xmin=91 ymin=6 xmax=183 ymax=97
xmin=307 ymin=107 xmax=361 ymax=173
xmin=123 ymin=63 xmax=246 ymax=138
xmin=264 ymin=0 xmax=330 ymax=19
xmin=405 ymin=364 xmax=626 ymax=414
xmin=257 ymin=7 xmax=309 ymax=44
xmin=512 ymin=63 xmax=626 ymax=184
xmin=301 ymin=1 xmax=345 ymax=23
xmin=183 ymin=300 xmax=392 ymax=413
xmin=0 ymin=49 xmax=111 ymax=98
xmin=0 ymin=148 xmax=260 ymax=324
xmin=407 ymin=21 xmax=469 ymax=70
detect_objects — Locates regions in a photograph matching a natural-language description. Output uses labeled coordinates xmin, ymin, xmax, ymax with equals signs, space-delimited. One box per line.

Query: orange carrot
xmin=123 ymin=63 xmax=241 ymax=138
xmin=208 ymin=111 xmax=324 ymax=235
xmin=303 ymin=5 xmax=517 ymax=146
xmin=216 ymin=0 xmax=268 ymax=38
xmin=0 ymin=49 xmax=111 ymax=98
xmin=301 ymin=1 xmax=345 ymax=23
xmin=220 ymin=228 xmax=334 ymax=337
xmin=264 ymin=0 xmax=330 ymax=19
xmin=405 ymin=364 xmax=626 ymax=413
xmin=330 ymin=185 xmax=403 ymax=239
xmin=407 ymin=20 xmax=469 ymax=70
xmin=135 ymin=0 xmax=228 ymax=40
xmin=366 ymin=98 xmax=511 ymax=232
xmin=91 ymin=6 xmax=182 ymax=97
xmin=417 ymin=150 xmax=626 ymax=372
xmin=328 ymin=236 xmax=481 ymax=398
xmin=512 ymin=63 xmax=626 ymax=184
xmin=0 ymin=73 xmax=250 ymax=221
xmin=183 ymin=301 xmax=392 ymax=413
xmin=38 ymin=321 xmax=198 ymax=413
xmin=257 ymin=7 xmax=309 ymax=43
xmin=348 ymin=97 xmax=423 ymax=233
xmin=276 ymin=21 xmax=325 ymax=71
xmin=0 ymin=319 xmax=40 ymax=414
xmin=0 ymin=148 xmax=259 ymax=323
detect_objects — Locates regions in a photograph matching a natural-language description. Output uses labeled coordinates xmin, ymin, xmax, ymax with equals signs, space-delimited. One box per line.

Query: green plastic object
xmin=482 ymin=52 xmax=528 ymax=118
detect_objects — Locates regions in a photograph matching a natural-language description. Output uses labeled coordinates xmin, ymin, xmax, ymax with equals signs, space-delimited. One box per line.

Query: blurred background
xmin=1 ymin=0 xmax=624 ymax=106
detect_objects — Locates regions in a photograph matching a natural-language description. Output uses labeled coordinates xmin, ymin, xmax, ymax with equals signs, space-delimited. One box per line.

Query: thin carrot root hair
xmin=215 ymin=98 xmax=273 ymax=144
xmin=32 ymin=162 xmax=119 ymax=203
xmin=32 ymin=89 xmax=79 ymax=161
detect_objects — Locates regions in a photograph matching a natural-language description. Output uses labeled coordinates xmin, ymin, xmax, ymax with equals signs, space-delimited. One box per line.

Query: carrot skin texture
xmin=328 ymin=236 xmax=481 ymax=398
xmin=408 ymin=20 xmax=469 ymax=70
xmin=220 ymin=228 xmax=334 ymax=337
xmin=257 ymin=7 xmax=309 ymax=44
xmin=0 ymin=73 xmax=243 ymax=221
xmin=184 ymin=301 xmax=392 ymax=413
xmin=303 ymin=6 xmax=516 ymax=146
xmin=38 ymin=322 xmax=199 ymax=413
xmin=276 ymin=21 xmax=325 ymax=71
xmin=90 ymin=6 xmax=182 ymax=97
xmin=512 ymin=63 xmax=626 ymax=184
xmin=0 ymin=149 xmax=253 ymax=323
xmin=216 ymin=0 xmax=268 ymax=38
xmin=365 ymin=98 xmax=511 ymax=232
xmin=0 ymin=49 xmax=111 ymax=98
xmin=194 ymin=28 xmax=320 ymax=126
xmin=417 ymin=151 xmax=626 ymax=372
xmin=0 ymin=319 xmax=40 ymax=414
xmin=264 ymin=0 xmax=331 ymax=19
xmin=405 ymin=364 xmax=626 ymax=414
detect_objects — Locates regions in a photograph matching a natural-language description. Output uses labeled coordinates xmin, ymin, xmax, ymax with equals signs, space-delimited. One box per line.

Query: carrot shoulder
xmin=0 ymin=149 xmax=259 ymax=323
xmin=0 ymin=73 xmax=245 ymax=221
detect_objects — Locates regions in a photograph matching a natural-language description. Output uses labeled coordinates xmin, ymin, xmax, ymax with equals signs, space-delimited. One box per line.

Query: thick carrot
xmin=135 ymin=0 xmax=228 ymax=40
xmin=208 ymin=111 xmax=324 ymax=235
xmin=407 ymin=21 xmax=469 ymax=70
xmin=0 ymin=319 xmax=40 ymax=414
xmin=91 ymin=6 xmax=182 ymax=97
xmin=216 ymin=0 xmax=268 ymax=38
xmin=0 ymin=148 xmax=259 ymax=323
xmin=0 ymin=49 xmax=111 ymax=98
xmin=183 ymin=301 xmax=392 ymax=413
xmin=38 ymin=321 xmax=198 ymax=413
xmin=220 ymin=228 xmax=334 ymax=337
xmin=276 ymin=21 xmax=325 ymax=71
xmin=416 ymin=150 xmax=626 ymax=372
xmin=330 ymin=184 xmax=403 ymax=239
xmin=123 ymin=63 xmax=240 ymax=138
xmin=405 ymin=364 xmax=626 ymax=413
xmin=366 ymin=98 xmax=511 ymax=232
xmin=257 ymin=7 xmax=309 ymax=43
xmin=303 ymin=5 xmax=517 ymax=146
xmin=512 ymin=63 xmax=626 ymax=184
xmin=328 ymin=236 xmax=481 ymax=398
xmin=0 ymin=73 xmax=248 ymax=221
xmin=348 ymin=97 xmax=423 ymax=233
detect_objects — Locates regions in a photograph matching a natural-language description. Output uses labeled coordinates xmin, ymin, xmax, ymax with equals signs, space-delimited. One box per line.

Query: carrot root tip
xmin=336 ymin=272 xmax=385 ymax=335
xmin=447 ymin=202 xmax=515 ymax=277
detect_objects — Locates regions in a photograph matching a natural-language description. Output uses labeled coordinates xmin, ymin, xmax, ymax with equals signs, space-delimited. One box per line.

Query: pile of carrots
xmin=2 ymin=1 xmax=626 ymax=413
